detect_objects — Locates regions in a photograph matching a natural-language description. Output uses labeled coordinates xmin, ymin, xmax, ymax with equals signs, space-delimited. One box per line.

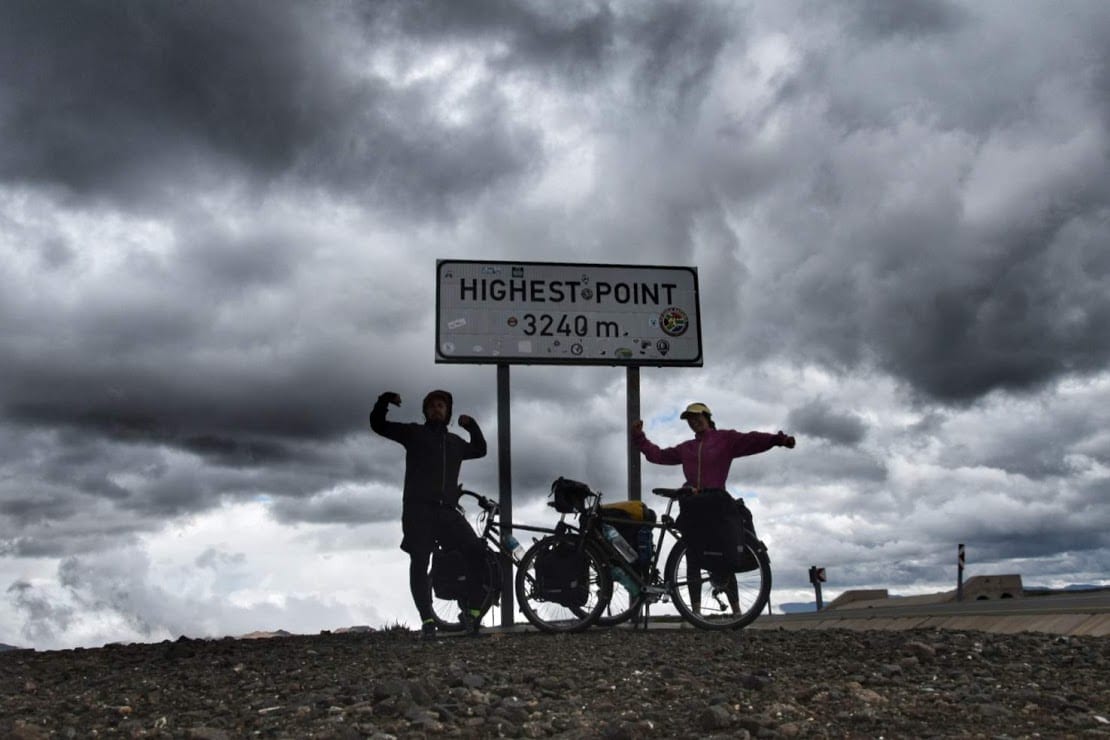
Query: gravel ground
xmin=2 ymin=626 xmax=1108 ymax=738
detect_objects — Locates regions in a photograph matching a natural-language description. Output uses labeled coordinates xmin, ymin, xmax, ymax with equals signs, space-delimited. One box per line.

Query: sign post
xmin=436 ymin=260 xmax=703 ymax=625
xmin=809 ymin=566 xmax=826 ymax=610
xmin=957 ymin=543 xmax=965 ymax=602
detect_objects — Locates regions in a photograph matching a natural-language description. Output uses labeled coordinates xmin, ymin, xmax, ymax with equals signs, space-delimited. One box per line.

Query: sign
xmin=809 ymin=566 xmax=826 ymax=584
xmin=958 ymin=543 xmax=965 ymax=568
xmin=435 ymin=260 xmax=702 ymax=366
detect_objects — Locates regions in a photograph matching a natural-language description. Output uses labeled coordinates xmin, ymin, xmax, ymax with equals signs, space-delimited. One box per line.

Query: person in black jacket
xmin=370 ymin=389 xmax=488 ymax=637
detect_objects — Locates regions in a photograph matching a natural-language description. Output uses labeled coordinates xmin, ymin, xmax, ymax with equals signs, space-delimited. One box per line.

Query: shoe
xmin=460 ymin=610 xmax=482 ymax=637
xmin=420 ymin=621 xmax=437 ymax=640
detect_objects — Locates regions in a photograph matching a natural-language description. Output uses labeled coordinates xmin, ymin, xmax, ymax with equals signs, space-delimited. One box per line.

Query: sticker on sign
xmin=436 ymin=260 xmax=703 ymax=366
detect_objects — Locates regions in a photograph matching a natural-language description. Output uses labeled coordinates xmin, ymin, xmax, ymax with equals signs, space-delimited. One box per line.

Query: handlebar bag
xmin=549 ymin=477 xmax=592 ymax=513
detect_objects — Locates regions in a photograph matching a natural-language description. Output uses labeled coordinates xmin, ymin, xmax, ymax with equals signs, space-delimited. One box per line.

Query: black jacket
xmin=370 ymin=395 xmax=487 ymax=507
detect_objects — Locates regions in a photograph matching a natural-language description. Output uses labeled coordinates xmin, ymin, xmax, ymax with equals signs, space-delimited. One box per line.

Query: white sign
xmin=436 ymin=260 xmax=702 ymax=366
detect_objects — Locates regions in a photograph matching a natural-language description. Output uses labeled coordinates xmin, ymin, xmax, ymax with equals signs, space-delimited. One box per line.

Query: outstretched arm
xmin=725 ymin=429 xmax=796 ymax=458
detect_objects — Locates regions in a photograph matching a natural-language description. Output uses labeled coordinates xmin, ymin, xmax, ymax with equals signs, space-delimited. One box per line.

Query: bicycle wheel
xmin=515 ymin=536 xmax=612 ymax=633
xmin=665 ymin=538 xmax=771 ymax=630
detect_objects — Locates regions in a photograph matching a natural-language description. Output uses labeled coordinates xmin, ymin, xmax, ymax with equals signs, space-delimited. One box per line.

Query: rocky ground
xmin=2 ymin=626 xmax=1108 ymax=739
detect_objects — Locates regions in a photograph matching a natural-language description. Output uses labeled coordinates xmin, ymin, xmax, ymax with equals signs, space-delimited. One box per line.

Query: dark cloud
xmin=1 ymin=0 xmax=1109 ymax=646
xmin=787 ymin=399 xmax=868 ymax=446
xmin=628 ymin=2 xmax=732 ymax=115
xmin=0 ymin=0 xmax=538 ymax=214
xmin=840 ymin=0 xmax=967 ymax=40
xmin=387 ymin=0 xmax=615 ymax=77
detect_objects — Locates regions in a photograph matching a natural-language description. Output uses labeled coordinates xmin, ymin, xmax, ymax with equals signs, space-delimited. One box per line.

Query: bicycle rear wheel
xmin=515 ymin=536 xmax=611 ymax=633
xmin=665 ymin=539 xmax=771 ymax=630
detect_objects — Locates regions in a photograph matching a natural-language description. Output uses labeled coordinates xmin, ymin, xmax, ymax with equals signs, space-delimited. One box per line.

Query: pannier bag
xmin=549 ymin=477 xmax=593 ymax=514
xmin=432 ymin=548 xmax=504 ymax=604
xmin=733 ymin=498 xmax=759 ymax=572
xmin=676 ymin=490 xmax=759 ymax=573
xmin=533 ymin=541 xmax=589 ymax=607
xmin=431 ymin=548 xmax=468 ymax=600
xmin=599 ymin=501 xmax=657 ymax=572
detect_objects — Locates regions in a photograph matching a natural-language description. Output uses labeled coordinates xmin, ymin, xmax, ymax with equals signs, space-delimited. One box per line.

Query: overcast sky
xmin=2 ymin=0 xmax=1108 ymax=649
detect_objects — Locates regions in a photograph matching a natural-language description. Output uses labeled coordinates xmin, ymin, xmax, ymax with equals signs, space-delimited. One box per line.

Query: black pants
xmin=402 ymin=503 xmax=487 ymax=621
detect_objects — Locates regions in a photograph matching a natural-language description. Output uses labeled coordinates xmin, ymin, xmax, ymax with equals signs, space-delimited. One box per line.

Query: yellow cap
xmin=680 ymin=402 xmax=712 ymax=419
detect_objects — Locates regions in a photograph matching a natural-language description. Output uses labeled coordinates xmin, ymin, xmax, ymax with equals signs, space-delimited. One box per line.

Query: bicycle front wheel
xmin=665 ymin=539 xmax=771 ymax=630
xmin=515 ymin=536 xmax=612 ymax=633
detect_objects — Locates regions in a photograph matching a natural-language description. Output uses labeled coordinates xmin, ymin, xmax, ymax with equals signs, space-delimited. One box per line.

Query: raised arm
xmin=631 ymin=420 xmax=683 ymax=465
xmin=457 ymin=414 xmax=487 ymax=459
xmin=369 ymin=391 xmax=406 ymax=442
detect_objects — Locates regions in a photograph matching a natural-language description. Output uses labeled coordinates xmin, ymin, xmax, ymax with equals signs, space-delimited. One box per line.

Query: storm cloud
xmin=1 ymin=0 xmax=1108 ymax=648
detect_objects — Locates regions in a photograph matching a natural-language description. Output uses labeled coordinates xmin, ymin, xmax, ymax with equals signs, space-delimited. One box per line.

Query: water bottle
xmin=504 ymin=534 xmax=525 ymax=560
xmin=602 ymin=524 xmax=637 ymax=563
xmin=610 ymin=566 xmax=641 ymax=598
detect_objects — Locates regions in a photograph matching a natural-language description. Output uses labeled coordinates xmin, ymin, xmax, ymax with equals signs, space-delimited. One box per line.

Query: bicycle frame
xmin=589 ymin=495 xmax=685 ymax=614
xmin=461 ymin=488 xmax=563 ymax=565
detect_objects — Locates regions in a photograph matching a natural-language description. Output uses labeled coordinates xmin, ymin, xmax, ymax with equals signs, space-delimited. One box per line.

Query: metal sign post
xmin=497 ymin=364 xmax=513 ymax=624
xmin=627 ymin=366 xmax=641 ymax=502
xmin=436 ymin=260 xmax=703 ymax=626
xmin=809 ymin=566 xmax=826 ymax=610
xmin=957 ymin=543 xmax=965 ymax=602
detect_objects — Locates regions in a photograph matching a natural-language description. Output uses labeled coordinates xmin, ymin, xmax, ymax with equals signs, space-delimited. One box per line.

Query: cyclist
xmin=632 ymin=402 xmax=795 ymax=613
xmin=370 ymin=389 xmax=488 ymax=638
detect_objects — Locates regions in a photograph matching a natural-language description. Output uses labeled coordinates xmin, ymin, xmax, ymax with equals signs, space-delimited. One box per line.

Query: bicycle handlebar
xmin=458 ymin=488 xmax=498 ymax=513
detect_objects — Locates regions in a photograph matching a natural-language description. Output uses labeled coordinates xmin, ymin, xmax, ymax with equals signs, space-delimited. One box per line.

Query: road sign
xmin=809 ymin=566 xmax=826 ymax=584
xmin=436 ymin=260 xmax=702 ymax=366
xmin=958 ymin=543 xmax=965 ymax=568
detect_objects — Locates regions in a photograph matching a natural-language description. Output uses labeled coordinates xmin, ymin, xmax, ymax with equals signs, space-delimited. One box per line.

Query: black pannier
xmin=676 ymin=491 xmax=759 ymax=573
xmin=432 ymin=548 xmax=503 ymax=604
xmin=431 ymin=548 xmax=468 ymax=600
xmin=533 ymin=541 xmax=589 ymax=607
xmin=549 ymin=477 xmax=593 ymax=514
xmin=480 ymin=550 xmax=503 ymax=604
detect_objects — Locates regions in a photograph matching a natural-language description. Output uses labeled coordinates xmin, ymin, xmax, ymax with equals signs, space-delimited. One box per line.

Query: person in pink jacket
xmin=631 ymin=402 xmax=794 ymax=491
xmin=632 ymin=402 xmax=794 ymax=613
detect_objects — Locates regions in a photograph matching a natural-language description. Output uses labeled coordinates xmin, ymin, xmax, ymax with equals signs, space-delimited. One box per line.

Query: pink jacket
xmin=633 ymin=427 xmax=780 ymax=490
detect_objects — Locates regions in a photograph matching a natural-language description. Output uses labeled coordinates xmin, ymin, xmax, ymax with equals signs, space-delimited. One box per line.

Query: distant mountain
xmin=0 ymin=643 xmax=24 ymax=652
xmin=778 ymin=602 xmax=818 ymax=614
xmin=1025 ymin=584 xmax=1108 ymax=594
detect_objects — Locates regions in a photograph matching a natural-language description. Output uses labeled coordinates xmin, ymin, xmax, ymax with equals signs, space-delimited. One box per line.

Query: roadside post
xmin=436 ymin=260 xmax=703 ymax=626
xmin=809 ymin=566 xmax=826 ymax=610
xmin=957 ymin=543 xmax=965 ymax=602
